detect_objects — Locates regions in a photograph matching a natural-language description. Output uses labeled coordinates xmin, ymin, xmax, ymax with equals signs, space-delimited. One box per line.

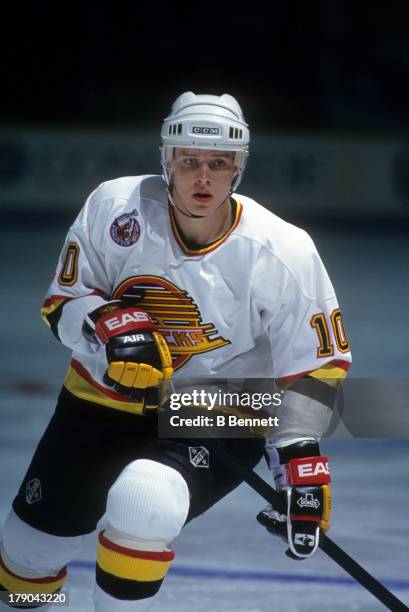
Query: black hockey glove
xmin=257 ymin=438 xmax=331 ymax=559
xmin=83 ymin=302 xmax=173 ymax=413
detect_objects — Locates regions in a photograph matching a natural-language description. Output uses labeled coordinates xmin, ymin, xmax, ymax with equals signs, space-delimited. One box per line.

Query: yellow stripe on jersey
xmin=64 ymin=364 xmax=145 ymax=415
xmin=276 ymin=359 xmax=350 ymax=390
xmin=308 ymin=363 xmax=348 ymax=388
xmin=41 ymin=298 xmax=68 ymax=327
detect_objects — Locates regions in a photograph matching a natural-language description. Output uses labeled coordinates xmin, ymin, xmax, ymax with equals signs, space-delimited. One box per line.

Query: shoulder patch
xmin=109 ymin=209 xmax=140 ymax=247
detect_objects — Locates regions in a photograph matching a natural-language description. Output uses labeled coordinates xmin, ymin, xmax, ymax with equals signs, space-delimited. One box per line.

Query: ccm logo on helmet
xmin=192 ymin=126 xmax=220 ymax=135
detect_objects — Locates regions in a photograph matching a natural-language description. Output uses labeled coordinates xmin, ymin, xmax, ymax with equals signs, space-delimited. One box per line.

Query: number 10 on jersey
xmin=310 ymin=308 xmax=350 ymax=357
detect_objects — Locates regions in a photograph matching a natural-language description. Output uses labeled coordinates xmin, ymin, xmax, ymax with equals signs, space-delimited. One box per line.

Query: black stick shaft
xmin=210 ymin=439 xmax=408 ymax=612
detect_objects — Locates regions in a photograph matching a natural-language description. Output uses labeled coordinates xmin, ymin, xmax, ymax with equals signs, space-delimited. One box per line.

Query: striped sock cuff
xmin=0 ymin=554 xmax=66 ymax=607
xmin=96 ymin=530 xmax=175 ymax=601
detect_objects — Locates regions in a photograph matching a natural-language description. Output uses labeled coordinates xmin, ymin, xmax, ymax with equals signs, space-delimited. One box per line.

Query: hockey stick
xmin=208 ymin=437 xmax=408 ymax=612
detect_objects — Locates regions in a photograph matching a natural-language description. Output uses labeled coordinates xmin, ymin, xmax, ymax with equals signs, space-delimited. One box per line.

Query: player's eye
xmin=181 ymin=157 xmax=198 ymax=168
xmin=209 ymin=158 xmax=230 ymax=170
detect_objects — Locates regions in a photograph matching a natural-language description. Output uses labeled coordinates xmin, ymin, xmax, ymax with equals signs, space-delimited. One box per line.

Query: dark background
xmin=2 ymin=1 xmax=409 ymax=132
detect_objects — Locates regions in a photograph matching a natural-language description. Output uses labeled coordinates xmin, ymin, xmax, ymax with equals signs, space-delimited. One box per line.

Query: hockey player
xmin=0 ymin=92 xmax=351 ymax=610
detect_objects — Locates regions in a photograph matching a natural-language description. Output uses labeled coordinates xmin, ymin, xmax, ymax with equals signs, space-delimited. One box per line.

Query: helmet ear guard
xmin=160 ymin=91 xmax=250 ymax=193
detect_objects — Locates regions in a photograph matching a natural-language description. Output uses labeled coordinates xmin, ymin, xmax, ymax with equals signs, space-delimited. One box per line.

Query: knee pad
xmin=1 ymin=509 xmax=83 ymax=576
xmin=106 ymin=459 xmax=190 ymax=544
xmin=97 ymin=461 xmax=189 ymax=604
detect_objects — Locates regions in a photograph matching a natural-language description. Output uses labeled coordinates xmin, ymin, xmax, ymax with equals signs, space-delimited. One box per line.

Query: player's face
xmin=170 ymin=148 xmax=237 ymax=216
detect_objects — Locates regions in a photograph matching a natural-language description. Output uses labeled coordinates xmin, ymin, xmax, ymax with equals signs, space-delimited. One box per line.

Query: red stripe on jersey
xmin=42 ymin=289 xmax=105 ymax=308
xmin=42 ymin=295 xmax=73 ymax=307
xmin=70 ymin=359 xmax=133 ymax=403
xmin=275 ymin=358 xmax=351 ymax=387
xmin=329 ymin=360 xmax=350 ymax=371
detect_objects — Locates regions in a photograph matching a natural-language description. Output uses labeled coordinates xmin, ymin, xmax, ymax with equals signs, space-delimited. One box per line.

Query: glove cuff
xmin=264 ymin=437 xmax=319 ymax=470
xmin=82 ymin=301 xmax=124 ymax=345
xmin=264 ymin=438 xmax=323 ymax=489
xmin=95 ymin=307 xmax=154 ymax=344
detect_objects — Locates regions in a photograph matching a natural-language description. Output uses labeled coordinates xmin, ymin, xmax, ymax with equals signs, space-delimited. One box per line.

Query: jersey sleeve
xmin=41 ymin=187 xmax=112 ymax=355
xmin=252 ymin=231 xmax=352 ymax=388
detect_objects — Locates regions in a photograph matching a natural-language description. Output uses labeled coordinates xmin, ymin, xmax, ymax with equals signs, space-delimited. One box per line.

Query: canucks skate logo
xmin=297 ymin=493 xmax=320 ymax=510
xmin=189 ymin=446 xmax=209 ymax=468
xmin=113 ymin=275 xmax=230 ymax=370
xmin=25 ymin=478 xmax=42 ymax=504
xmin=110 ymin=209 xmax=140 ymax=247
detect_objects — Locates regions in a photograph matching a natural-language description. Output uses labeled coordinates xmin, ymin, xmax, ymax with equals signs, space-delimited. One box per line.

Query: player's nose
xmin=196 ymin=163 xmax=211 ymax=182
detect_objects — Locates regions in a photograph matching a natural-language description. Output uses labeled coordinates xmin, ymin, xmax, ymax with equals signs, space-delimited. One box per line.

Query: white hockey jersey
xmin=42 ymin=175 xmax=351 ymax=414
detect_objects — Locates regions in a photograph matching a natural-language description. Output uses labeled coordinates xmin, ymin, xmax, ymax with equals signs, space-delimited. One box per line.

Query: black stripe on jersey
xmin=96 ymin=564 xmax=163 ymax=600
xmin=44 ymin=299 xmax=71 ymax=342
xmin=286 ymin=377 xmax=337 ymax=410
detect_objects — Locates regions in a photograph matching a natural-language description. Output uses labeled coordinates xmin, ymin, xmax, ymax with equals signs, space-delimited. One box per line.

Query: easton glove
xmin=83 ymin=302 xmax=173 ymax=413
xmin=257 ymin=438 xmax=331 ymax=559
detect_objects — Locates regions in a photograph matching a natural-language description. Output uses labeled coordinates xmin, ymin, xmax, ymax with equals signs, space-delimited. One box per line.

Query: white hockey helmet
xmin=161 ymin=91 xmax=250 ymax=192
